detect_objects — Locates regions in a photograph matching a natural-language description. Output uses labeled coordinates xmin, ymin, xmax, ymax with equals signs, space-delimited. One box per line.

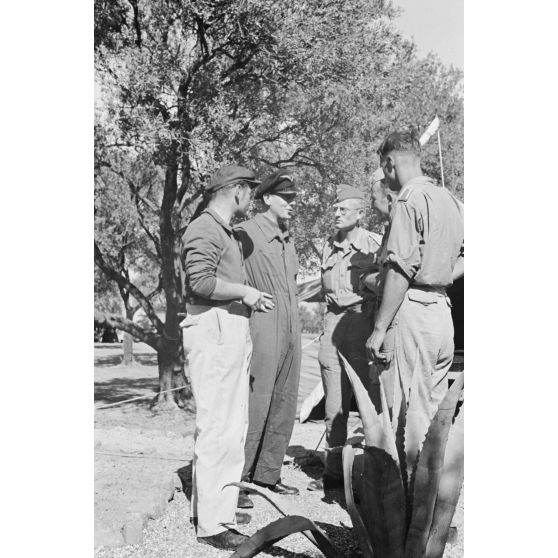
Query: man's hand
xmin=361 ymin=271 xmax=381 ymax=295
xmin=366 ymin=328 xmax=390 ymax=365
xmin=242 ymin=286 xmax=275 ymax=312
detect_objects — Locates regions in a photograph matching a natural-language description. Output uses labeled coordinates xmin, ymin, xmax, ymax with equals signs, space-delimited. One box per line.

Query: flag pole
xmin=436 ymin=114 xmax=446 ymax=189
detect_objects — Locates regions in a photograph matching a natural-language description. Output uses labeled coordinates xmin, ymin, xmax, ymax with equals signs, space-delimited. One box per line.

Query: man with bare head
xmin=364 ymin=130 xmax=464 ymax=480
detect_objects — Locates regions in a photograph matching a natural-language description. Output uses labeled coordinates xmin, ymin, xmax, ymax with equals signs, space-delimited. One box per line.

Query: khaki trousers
xmin=181 ymin=304 xmax=252 ymax=537
xmin=378 ymin=288 xmax=454 ymax=479
xmin=318 ymin=310 xmax=373 ymax=479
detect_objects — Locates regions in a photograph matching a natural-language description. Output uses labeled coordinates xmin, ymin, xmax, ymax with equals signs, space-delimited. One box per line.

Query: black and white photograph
xmin=93 ymin=1 xmax=465 ymax=556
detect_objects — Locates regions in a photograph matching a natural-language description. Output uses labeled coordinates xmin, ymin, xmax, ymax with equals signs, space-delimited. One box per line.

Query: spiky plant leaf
xmin=338 ymin=351 xmax=398 ymax=463
xmin=360 ymin=447 xmax=406 ymax=558
xmin=425 ymin=402 xmax=464 ymax=558
xmin=404 ymin=374 xmax=464 ymax=558
xmin=342 ymin=445 xmax=375 ymax=558
xmin=225 ymin=482 xmax=324 ymax=551
xmin=230 ymin=515 xmax=343 ymax=558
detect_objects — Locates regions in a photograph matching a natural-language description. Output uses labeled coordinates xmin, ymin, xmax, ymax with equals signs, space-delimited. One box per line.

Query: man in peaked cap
xmin=307 ymin=183 xmax=383 ymax=492
xmin=364 ymin=130 xmax=464 ymax=482
xmin=234 ymin=169 xmax=302 ymax=502
xmin=181 ymin=164 xmax=275 ymax=550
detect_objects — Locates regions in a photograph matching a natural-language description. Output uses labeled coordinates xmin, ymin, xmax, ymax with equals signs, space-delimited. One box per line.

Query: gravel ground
xmin=95 ymin=342 xmax=463 ymax=557
xmin=95 ymin=418 xmax=463 ymax=558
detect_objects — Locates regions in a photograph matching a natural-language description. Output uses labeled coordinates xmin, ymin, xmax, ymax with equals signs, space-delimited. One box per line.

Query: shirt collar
xmin=204 ymin=207 xmax=233 ymax=234
xmin=331 ymin=227 xmax=368 ymax=253
xmin=255 ymin=212 xmax=289 ymax=243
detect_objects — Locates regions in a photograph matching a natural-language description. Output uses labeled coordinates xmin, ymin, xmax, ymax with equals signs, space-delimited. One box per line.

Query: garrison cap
xmin=371 ymin=167 xmax=385 ymax=185
xmin=254 ymin=169 xmax=296 ymax=200
xmin=206 ymin=164 xmax=260 ymax=193
xmin=335 ymin=184 xmax=365 ymax=203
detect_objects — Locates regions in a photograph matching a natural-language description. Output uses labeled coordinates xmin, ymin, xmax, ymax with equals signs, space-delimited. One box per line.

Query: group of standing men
xmin=180 ymin=130 xmax=464 ymax=551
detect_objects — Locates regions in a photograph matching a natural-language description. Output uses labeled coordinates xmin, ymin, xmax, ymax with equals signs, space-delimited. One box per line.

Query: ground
xmin=94 ymin=338 xmax=463 ymax=557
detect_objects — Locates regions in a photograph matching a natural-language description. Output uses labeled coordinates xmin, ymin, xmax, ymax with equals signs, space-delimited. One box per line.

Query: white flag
xmin=419 ymin=116 xmax=440 ymax=146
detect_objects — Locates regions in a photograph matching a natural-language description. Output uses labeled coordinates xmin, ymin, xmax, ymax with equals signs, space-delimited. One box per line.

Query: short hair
xmin=377 ymin=130 xmax=421 ymax=159
xmin=209 ymin=180 xmax=250 ymax=200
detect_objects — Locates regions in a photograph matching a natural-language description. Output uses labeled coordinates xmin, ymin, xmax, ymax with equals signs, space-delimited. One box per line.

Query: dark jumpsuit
xmin=235 ymin=212 xmax=301 ymax=486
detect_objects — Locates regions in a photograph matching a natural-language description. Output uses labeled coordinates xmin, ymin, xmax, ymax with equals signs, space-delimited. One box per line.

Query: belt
xmin=185 ymin=301 xmax=251 ymax=318
xmin=408 ymin=285 xmax=447 ymax=294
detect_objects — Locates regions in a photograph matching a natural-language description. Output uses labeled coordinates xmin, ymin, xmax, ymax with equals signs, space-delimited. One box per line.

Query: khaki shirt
xmin=321 ymin=227 xmax=382 ymax=309
xmin=182 ymin=208 xmax=246 ymax=304
xmin=385 ymin=176 xmax=464 ymax=288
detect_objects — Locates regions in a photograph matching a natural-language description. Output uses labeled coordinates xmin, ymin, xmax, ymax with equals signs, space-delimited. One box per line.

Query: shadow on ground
xmin=94 ymin=377 xmax=159 ymax=404
xmin=95 ymin=353 xmax=158 ymax=368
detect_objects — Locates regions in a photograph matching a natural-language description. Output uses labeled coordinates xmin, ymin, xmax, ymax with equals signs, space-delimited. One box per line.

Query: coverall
xmin=235 ymin=212 xmax=301 ymax=486
xmin=319 ymin=226 xmax=381 ymax=479
xmin=377 ymin=176 xmax=464 ymax=478
xmin=181 ymin=208 xmax=252 ymax=538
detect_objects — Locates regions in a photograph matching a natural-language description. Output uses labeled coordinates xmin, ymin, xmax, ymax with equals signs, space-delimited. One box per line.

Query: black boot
xmin=197 ymin=528 xmax=249 ymax=550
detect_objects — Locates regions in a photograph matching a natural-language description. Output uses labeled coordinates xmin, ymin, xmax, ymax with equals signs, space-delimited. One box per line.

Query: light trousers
xmin=181 ymin=304 xmax=252 ymax=537
xmin=378 ymin=288 xmax=454 ymax=480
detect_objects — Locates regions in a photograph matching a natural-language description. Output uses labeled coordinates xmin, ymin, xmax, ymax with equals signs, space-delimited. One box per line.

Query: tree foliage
xmin=94 ymin=0 xmax=464 ymax=402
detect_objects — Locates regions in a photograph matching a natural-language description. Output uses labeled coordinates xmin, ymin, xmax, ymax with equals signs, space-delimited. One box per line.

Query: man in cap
xmin=234 ymin=169 xmax=301 ymax=503
xmin=307 ymin=184 xmax=382 ymax=492
xmin=181 ymin=164 xmax=274 ymax=550
xmin=365 ymin=130 xmax=464 ymax=479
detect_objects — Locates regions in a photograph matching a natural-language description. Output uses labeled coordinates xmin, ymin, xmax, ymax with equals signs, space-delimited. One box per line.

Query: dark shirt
xmin=182 ymin=208 xmax=246 ymax=305
xmin=235 ymin=212 xmax=299 ymax=330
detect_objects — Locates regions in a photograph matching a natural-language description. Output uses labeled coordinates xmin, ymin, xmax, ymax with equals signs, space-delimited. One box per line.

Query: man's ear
xmin=385 ymin=154 xmax=395 ymax=173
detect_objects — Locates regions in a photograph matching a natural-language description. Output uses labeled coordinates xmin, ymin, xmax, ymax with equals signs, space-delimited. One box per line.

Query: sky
xmin=393 ymin=0 xmax=464 ymax=70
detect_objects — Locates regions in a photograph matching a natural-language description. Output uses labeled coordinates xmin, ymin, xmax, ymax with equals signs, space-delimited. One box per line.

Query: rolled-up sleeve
xmin=183 ymin=222 xmax=222 ymax=298
xmin=385 ymin=202 xmax=422 ymax=281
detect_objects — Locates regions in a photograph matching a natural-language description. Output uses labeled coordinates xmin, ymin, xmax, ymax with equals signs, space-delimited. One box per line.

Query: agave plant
xmin=228 ymin=351 xmax=464 ymax=558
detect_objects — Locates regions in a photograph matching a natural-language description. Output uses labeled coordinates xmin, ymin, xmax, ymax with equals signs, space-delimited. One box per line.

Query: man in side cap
xmin=181 ymin=164 xmax=275 ymax=551
xmin=234 ymin=169 xmax=302 ymax=501
xmin=307 ymin=184 xmax=382 ymax=492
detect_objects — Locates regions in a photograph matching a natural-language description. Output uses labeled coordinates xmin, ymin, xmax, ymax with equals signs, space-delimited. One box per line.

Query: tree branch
xmin=95 ymin=242 xmax=165 ymax=334
xmin=94 ymin=311 xmax=159 ymax=349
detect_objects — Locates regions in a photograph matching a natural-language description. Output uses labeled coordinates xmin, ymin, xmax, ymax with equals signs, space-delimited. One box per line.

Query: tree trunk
xmin=122 ymin=332 xmax=135 ymax=365
xmin=151 ymin=335 xmax=191 ymax=411
xmin=121 ymin=306 xmax=137 ymax=366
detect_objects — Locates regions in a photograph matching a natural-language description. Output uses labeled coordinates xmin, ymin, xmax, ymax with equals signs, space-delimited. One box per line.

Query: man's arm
xmin=452 ymin=255 xmax=464 ymax=282
xmin=184 ymin=223 xmax=273 ymax=311
xmin=365 ymin=265 xmax=410 ymax=363
xmin=212 ymin=278 xmax=274 ymax=311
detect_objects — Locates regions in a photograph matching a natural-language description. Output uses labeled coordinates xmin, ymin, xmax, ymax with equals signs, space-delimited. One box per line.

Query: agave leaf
xmin=225 ymin=482 xmax=323 ymax=551
xmin=338 ymin=351 xmax=398 ymax=463
xmin=360 ymin=447 xmax=406 ymax=558
xmin=404 ymin=374 xmax=464 ymax=558
xmin=425 ymin=403 xmax=464 ymax=558
xmin=230 ymin=515 xmax=343 ymax=558
xmin=342 ymin=445 xmax=375 ymax=558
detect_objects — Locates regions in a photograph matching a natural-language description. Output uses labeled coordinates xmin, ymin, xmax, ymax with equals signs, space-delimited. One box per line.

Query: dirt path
xmin=94 ymin=342 xmax=463 ymax=557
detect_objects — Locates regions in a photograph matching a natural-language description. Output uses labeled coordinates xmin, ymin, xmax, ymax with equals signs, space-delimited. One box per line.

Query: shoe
xmin=307 ymin=475 xmax=344 ymax=491
xmin=254 ymin=480 xmax=300 ymax=495
xmin=237 ymin=490 xmax=254 ymax=509
xmin=235 ymin=511 xmax=251 ymax=525
xmin=197 ymin=528 xmax=248 ymax=551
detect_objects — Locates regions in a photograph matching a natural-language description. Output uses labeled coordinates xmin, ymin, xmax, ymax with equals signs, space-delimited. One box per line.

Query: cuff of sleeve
xmin=385 ymin=254 xmax=417 ymax=282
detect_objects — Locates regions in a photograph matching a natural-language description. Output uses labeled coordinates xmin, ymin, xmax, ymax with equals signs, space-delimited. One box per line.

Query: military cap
xmin=335 ymin=184 xmax=365 ymax=203
xmin=371 ymin=167 xmax=385 ymax=185
xmin=254 ymin=169 xmax=296 ymax=200
xmin=206 ymin=164 xmax=260 ymax=193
